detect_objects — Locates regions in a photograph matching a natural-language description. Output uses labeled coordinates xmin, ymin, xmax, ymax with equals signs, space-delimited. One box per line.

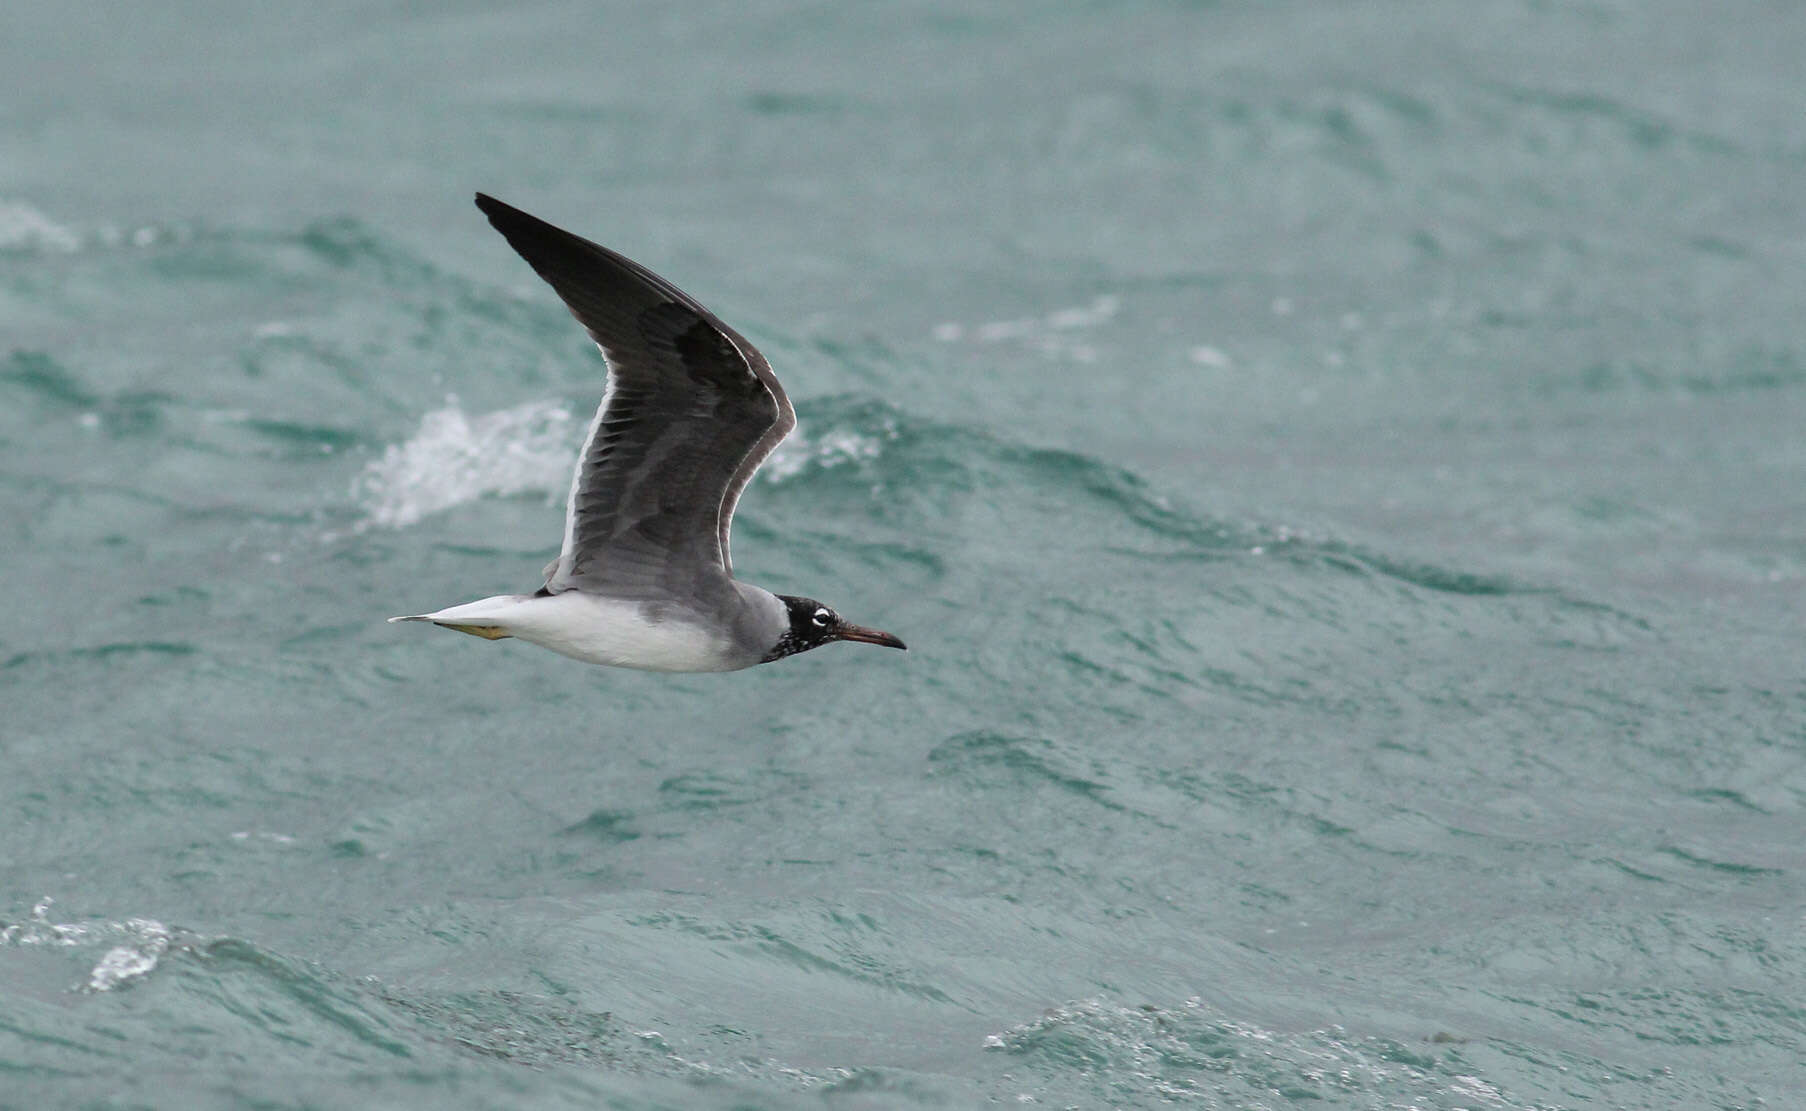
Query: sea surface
xmin=4 ymin=2 xmax=1804 ymax=1107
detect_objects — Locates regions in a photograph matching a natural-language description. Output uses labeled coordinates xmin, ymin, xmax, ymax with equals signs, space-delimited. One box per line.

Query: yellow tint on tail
xmin=438 ymin=623 xmax=512 ymax=640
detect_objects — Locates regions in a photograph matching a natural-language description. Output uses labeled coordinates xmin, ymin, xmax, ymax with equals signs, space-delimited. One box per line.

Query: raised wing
xmin=475 ymin=194 xmax=795 ymax=596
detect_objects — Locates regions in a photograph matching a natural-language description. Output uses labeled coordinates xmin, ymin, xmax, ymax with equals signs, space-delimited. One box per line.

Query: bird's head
xmin=764 ymin=595 xmax=907 ymax=662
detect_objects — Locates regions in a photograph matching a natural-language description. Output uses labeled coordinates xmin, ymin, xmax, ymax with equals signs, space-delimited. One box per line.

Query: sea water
xmin=4 ymin=2 xmax=1804 ymax=1107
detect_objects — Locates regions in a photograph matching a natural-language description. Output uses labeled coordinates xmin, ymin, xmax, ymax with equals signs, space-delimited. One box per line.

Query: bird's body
xmin=389 ymin=194 xmax=904 ymax=671
xmin=396 ymin=584 xmax=779 ymax=672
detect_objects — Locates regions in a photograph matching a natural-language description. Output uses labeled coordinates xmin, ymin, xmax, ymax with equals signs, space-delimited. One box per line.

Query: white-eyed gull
xmin=389 ymin=194 xmax=906 ymax=671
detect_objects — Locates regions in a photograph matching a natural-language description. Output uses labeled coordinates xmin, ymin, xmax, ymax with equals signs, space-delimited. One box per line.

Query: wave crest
xmin=1 ymin=897 xmax=177 ymax=993
xmin=353 ymin=397 xmax=576 ymax=529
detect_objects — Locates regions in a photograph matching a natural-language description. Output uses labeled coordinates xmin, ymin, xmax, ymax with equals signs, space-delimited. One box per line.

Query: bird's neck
xmin=731 ymin=581 xmax=789 ymax=646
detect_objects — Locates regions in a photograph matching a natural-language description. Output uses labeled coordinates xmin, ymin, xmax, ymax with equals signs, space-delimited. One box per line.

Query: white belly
xmin=407 ymin=592 xmax=748 ymax=672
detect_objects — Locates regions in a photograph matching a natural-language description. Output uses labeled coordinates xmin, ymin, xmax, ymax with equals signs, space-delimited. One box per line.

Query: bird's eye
xmin=812 ymin=609 xmax=832 ymax=627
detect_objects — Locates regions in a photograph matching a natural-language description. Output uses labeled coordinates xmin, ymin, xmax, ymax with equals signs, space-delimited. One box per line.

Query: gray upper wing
xmin=475 ymin=193 xmax=795 ymax=596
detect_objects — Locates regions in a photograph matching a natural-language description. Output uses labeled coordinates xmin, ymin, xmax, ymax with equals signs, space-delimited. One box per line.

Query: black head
xmin=763 ymin=595 xmax=907 ymax=663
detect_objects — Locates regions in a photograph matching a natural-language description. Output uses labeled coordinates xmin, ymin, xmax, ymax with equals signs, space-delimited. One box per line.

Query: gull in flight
xmin=390 ymin=195 xmax=906 ymax=671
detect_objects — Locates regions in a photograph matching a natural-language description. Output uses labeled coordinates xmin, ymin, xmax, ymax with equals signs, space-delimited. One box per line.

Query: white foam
xmin=1188 ymin=344 xmax=1232 ymax=368
xmin=1 ymin=897 xmax=175 ymax=993
xmin=984 ymin=996 xmax=1538 ymax=1109
xmin=355 ymin=397 xmax=576 ymax=528
xmin=0 ymin=897 xmax=94 ymax=947
xmin=86 ymin=922 xmax=171 ymax=992
xmin=1046 ymin=294 xmax=1120 ymax=330
xmin=359 ymin=397 xmax=894 ymax=527
xmin=0 ymin=199 xmax=82 ymax=254
xmin=761 ymin=418 xmax=893 ymax=484
xmin=229 ymin=830 xmax=297 ymax=844
xmin=0 ymin=199 xmax=181 ymax=255
xmin=934 ymin=294 xmax=1122 ymax=362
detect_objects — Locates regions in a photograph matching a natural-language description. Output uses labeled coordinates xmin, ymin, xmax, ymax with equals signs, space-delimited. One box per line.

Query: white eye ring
xmin=812 ymin=609 xmax=832 ymax=627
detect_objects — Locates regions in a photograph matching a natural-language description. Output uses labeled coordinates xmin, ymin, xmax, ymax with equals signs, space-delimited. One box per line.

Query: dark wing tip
xmin=471 ymin=193 xmax=629 ymax=315
xmin=474 ymin=192 xmax=557 ymax=242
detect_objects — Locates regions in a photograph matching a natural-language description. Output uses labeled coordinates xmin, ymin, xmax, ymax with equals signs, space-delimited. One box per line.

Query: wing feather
xmin=474 ymin=194 xmax=794 ymax=595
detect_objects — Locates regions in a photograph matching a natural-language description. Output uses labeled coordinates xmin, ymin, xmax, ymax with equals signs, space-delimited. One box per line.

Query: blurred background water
xmin=4 ymin=2 xmax=1804 ymax=1107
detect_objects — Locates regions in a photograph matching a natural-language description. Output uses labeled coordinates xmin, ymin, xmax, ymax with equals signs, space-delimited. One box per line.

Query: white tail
xmin=388 ymin=594 xmax=531 ymax=639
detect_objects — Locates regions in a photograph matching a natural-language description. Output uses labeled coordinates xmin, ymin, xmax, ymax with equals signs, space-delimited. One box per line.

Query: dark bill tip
xmin=836 ymin=624 xmax=907 ymax=651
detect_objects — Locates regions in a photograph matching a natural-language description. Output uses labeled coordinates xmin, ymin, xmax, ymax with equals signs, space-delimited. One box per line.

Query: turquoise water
xmin=5 ymin=2 xmax=1804 ymax=1107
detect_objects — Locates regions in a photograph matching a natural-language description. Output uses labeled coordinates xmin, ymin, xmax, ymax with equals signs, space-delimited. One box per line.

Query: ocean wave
xmin=351 ymin=385 xmax=1528 ymax=625
xmin=0 ymin=196 xmax=191 ymax=256
xmin=352 ymin=397 xmax=576 ymax=529
xmin=242 ymin=216 xmax=1537 ymax=610
xmin=760 ymin=417 xmax=896 ymax=483
xmin=351 ymin=396 xmax=903 ymax=529
xmin=984 ymin=996 xmax=1536 ymax=1109
xmin=1 ymin=897 xmax=178 ymax=993
xmin=0 ymin=199 xmax=82 ymax=254
xmin=763 ymin=395 xmax=1526 ymax=602
xmin=932 ymin=293 xmax=1122 ymax=363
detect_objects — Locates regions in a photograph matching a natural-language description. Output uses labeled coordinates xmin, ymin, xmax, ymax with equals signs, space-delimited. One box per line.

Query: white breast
xmin=420 ymin=592 xmax=747 ymax=672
